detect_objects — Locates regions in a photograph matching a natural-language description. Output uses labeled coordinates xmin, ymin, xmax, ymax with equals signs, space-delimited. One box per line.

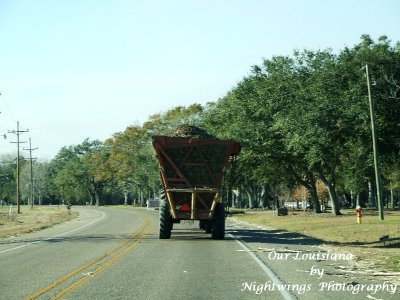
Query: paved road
xmin=0 ymin=207 xmax=398 ymax=299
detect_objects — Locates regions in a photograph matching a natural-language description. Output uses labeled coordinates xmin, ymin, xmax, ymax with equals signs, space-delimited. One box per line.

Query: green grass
xmin=377 ymin=255 xmax=400 ymax=272
xmin=232 ymin=209 xmax=400 ymax=272
xmin=233 ymin=209 xmax=400 ymax=243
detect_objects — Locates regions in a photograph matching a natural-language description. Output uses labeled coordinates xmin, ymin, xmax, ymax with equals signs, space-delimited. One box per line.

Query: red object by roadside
xmin=356 ymin=206 xmax=362 ymax=217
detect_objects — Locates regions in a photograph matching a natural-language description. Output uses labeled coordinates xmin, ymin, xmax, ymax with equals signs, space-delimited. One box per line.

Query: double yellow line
xmin=25 ymin=214 xmax=153 ymax=300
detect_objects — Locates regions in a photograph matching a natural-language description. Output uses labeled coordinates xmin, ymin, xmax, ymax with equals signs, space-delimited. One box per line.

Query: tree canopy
xmin=2 ymin=35 xmax=400 ymax=214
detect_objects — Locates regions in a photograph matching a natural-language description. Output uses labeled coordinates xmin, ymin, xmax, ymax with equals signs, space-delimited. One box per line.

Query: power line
xmin=8 ymin=121 xmax=29 ymax=214
xmin=0 ymin=92 xmax=18 ymax=137
xmin=0 ymin=91 xmax=17 ymax=123
xmin=0 ymin=111 xmax=7 ymax=138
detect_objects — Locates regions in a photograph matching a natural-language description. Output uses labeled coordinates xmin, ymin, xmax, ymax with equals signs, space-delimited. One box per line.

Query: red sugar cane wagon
xmin=152 ymin=134 xmax=240 ymax=239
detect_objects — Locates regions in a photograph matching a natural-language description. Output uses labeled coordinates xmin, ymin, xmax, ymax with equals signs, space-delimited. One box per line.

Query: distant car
xmin=146 ymin=199 xmax=160 ymax=208
xmin=284 ymin=201 xmax=302 ymax=209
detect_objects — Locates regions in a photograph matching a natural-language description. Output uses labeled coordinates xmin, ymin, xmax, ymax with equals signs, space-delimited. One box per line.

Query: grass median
xmin=231 ymin=208 xmax=400 ymax=273
xmin=0 ymin=205 xmax=78 ymax=239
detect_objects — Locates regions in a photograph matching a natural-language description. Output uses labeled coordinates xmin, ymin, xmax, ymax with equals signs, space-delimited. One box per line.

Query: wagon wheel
xmin=211 ymin=203 xmax=225 ymax=239
xmin=159 ymin=191 xmax=172 ymax=239
xmin=200 ymin=220 xmax=213 ymax=233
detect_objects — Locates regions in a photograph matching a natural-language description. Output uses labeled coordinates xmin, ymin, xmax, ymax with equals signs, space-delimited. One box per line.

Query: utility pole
xmin=8 ymin=121 xmax=29 ymax=214
xmin=24 ymin=138 xmax=38 ymax=208
xmin=364 ymin=64 xmax=384 ymax=221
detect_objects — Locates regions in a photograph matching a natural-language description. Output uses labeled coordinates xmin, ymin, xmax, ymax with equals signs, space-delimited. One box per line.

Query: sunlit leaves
xmin=203 ymin=34 xmax=400 ymax=212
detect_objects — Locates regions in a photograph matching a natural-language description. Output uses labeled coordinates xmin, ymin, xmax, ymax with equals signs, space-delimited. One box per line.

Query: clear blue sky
xmin=1 ymin=0 xmax=399 ymax=159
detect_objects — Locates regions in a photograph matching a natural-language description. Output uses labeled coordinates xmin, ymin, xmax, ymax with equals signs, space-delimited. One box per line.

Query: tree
xmin=336 ymin=34 xmax=400 ymax=208
xmin=0 ymin=154 xmax=17 ymax=204
xmin=32 ymin=35 xmax=400 ymax=213
xmin=202 ymin=55 xmax=324 ymax=212
xmin=106 ymin=104 xmax=205 ymax=205
xmin=49 ymin=139 xmax=107 ymax=205
xmin=203 ymin=35 xmax=400 ymax=215
xmin=106 ymin=125 xmax=157 ymax=206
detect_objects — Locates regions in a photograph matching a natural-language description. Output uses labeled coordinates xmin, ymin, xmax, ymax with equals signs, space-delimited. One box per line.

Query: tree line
xmin=1 ymin=35 xmax=399 ymax=215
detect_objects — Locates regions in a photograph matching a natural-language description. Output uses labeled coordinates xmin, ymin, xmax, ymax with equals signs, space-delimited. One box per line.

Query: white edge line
xmin=0 ymin=209 xmax=106 ymax=254
xmin=228 ymin=233 xmax=295 ymax=300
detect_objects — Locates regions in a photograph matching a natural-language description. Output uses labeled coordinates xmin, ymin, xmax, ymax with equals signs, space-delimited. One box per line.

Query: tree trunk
xmin=390 ymin=186 xmax=394 ymax=209
xmin=88 ymin=189 xmax=95 ymax=205
xmin=317 ymin=168 xmax=341 ymax=215
xmin=246 ymin=190 xmax=255 ymax=209
xmin=245 ymin=183 xmax=258 ymax=209
xmin=307 ymin=183 xmax=321 ymax=213
xmin=325 ymin=183 xmax=341 ymax=215
xmin=354 ymin=192 xmax=360 ymax=208
xmin=299 ymin=171 xmax=321 ymax=213
xmin=95 ymin=190 xmax=100 ymax=206
xmin=260 ymin=185 xmax=270 ymax=209
xmin=226 ymin=188 xmax=234 ymax=208
xmin=368 ymin=180 xmax=376 ymax=208
xmin=124 ymin=191 xmax=128 ymax=206
xmin=237 ymin=189 xmax=243 ymax=208
xmin=287 ymin=167 xmax=321 ymax=213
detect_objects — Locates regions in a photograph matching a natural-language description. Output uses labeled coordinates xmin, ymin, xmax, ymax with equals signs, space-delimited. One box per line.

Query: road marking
xmin=24 ymin=212 xmax=153 ymax=300
xmin=51 ymin=221 xmax=152 ymax=300
xmin=228 ymin=233 xmax=296 ymax=300
xmin=0 ymin=209 xmax=106 ymax=254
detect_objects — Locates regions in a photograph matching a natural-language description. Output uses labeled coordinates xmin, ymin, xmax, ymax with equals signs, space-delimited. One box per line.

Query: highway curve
xmin=0 ymin=206 xmax=397 ymax=300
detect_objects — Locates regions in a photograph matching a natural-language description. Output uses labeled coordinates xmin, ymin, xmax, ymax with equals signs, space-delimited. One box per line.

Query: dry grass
xmin=232 ymin=208 xmax=400 ymax=272
xmin=0 ymin=205 xmax=78 ymax=239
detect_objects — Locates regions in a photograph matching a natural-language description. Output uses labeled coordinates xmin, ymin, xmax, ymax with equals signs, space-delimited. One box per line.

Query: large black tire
xmin=159 ymin=198 xmax=172 ymax=239
xmin=205 ymin=222 xmax=213 ymax=233
xmin=199 ymin=220 xmax=205 ymax=230
xmin=200 ymin=220 xmax=213 ymax=233
xmin=212 ymin=203 xmax=225 ymax=239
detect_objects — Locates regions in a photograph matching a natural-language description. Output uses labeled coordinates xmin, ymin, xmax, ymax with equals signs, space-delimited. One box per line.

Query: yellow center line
xmin=25 ymin=213 xmax=153 ymax=300
xmin=51 ymin=218 xmax=153 ymax=300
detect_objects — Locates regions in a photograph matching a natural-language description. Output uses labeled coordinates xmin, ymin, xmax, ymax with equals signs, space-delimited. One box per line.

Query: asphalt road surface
xmin=0 ymin=206 xmax=398 ymax=300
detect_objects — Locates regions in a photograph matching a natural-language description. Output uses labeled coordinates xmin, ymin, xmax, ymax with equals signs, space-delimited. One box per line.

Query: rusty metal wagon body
xmin=152 ymin=135 xmax=240 ymax=239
